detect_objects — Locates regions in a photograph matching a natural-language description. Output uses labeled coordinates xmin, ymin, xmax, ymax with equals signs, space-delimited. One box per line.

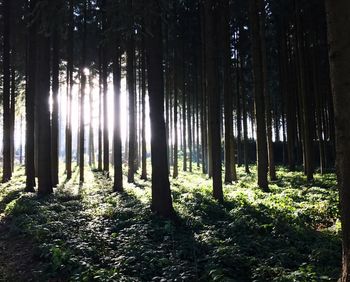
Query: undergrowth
xmin=0 ymin=164 xmax=341 ymax=281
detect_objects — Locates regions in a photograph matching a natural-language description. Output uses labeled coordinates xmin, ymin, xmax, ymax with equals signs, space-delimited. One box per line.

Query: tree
xmin=113 ymin=45 xmax=123 ymax=192
xmin=102 ymin=0 xmax=109 ymax=176
xmin=259 ymin=0 xmax=276 ymax=181
xmin=140 ymin=35 xmax=147 ymax=180
xmin=203 ymin=0 xmax=224 ymax=203
xmin=3 ymin=0 xmax=12 ymax=183
xmin=249 ymin=0 xmax=269 ymax=192
xmin=221 ymin=0 xmax=237 ymax=184
xmin=325 ymin=0 xmax=350 ymax=280
xmin=66 ymin=0 xmax=74 ymax=180
xmin=51 ymin=0 xmax=61 ymax=187
xmin=127 ymin=0 xmax=136 ymax=183
xmin=145 ymin=0 xmax=175 ymax=218
xmin=25 ymin=0 xmax=37 ymax=192
xmin=172 ymin=36 xmax=179 ymax=179
xmin=37 ymin=2 xmax=53 ymax=195
xmin=79 ymin=0 xmax=87 ymax=183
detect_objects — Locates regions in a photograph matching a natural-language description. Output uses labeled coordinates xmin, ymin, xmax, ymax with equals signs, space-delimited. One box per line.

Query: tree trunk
xmin=37 ymin=10 xmax=53 ymax=195
xmin=140 ymin=36 xmax=147 ymax=180
xmin=259 ymin=0 xmax=276 ymax=181
xmin=173 ymin=41 xmax=179 ymax=179
xmin=249 ymin=0 xmax=269 ymax=191
xmin=66 ymin=0 xmax=74 ymax=180
xmin=188 ymin=84 xmax=193 ymax=173
xmin=204 ymin=0 xmax=224 ymax=203
xmin=2 ymin=0 xmax=12 ymax=183
xmin=98 ymin=47 xmax=103 ymax=171
xmin=222 ymin=0 xmax=236 ymax=184
xmin=325 ymin=1 xmax=350 ymax=280
xmin=113 ymin=47 xmax=123 ymax=192
xmin=20 ymin=115 xmax=23 ymax=165
xmin=127 ymin=0 xmax=135 ymax=183
xmin=295 ymin=0 xmax=313 ymax=181
xmin=145 ymin=0 xmax=175 ymax=218
xmin=102 ymin=0 xmax=109 ymax=176
xmin=79 ymin=0 xmax=87 ymax=183
xmin=182 ymin=53 xmax=187 ymax=172
xmin=25 ymin=0 xmax=37 ymax=192
xmin=88 ymin=76 xmax=95 ymax=167
xmin=51 ymin=14 xmax=60 ymax=186
xmin=10 ymin=60 xmax=16 ymax=173
xmin=238 ymin=28 xmax=250 ymax=174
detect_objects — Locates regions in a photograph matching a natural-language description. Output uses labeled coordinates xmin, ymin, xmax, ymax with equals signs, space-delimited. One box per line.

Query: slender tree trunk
xmin=242 ymin=76 xmax=250 ymax=174
xmin=200 ymin=7 xmax=208 ymax=175
xmin=295 ymin=0 xmax=313 ymax=181
xmin=236 ymin=58 xmax=242 ymax=167
xmin=127 ymin=0 xmax=135 ymax=183
xmin=259 ymin=0 xmax=276 ymax=181
xmin=51 ymin=16 xmax=60 ymax=186
xmin=102 ymin=0 xmax=109 ymax=176
xmin=145 ymin=0 xmax=175 ymax=218
xmin=37 ymin=10 xmax=53 ymax=195
xmin=204 ymin=0 xmax=223 ymax=203
xmin=182 ymin=57 xmax=187 ymax=172
xmin=238 ymin=29 xmax=250 ymax=174
xmin=222 ymin=0 xmax=236 ymax=183
xmin=173 ymin=42 xmax=179 ymax=178
xmin=66 ymin=0 xmax=74 ymax=180
xmin=20 ymin=115 xmax=23 ymax=165
xmin=10 ymin=62 xmax=16 ymax=172
xmin=102 ymin=60 xmax=109 ymax=175
xmin=88 ymin=76 xmax=95 ymax=167
xmin=2 ymin=0 xmax=12 ymax=183
xmin=79 ymin=0 xmax=87 ymax=183
xmin=25 ymin=0 xmax=37 ymax=191
xmin=140 ymin=36 xmax=147 ymax=180
xmin=326 ymin=1 xmax=350 ymax=280
xmin=188 ymin=86 xmax=193 ymax=173
xmin=249 ymin=0 xmax=269 ymax=191
xmin=113 ymin=46 xmax=123 ymax=192
xmin=98 ymin=47 xmax=103 ymax=171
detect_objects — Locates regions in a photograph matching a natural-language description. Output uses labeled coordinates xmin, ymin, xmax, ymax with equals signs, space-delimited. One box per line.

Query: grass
xmin=0 ymin=164 xmax=341 ymax=281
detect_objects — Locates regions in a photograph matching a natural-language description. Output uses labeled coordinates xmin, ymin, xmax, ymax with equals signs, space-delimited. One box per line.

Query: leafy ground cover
xmin=0 ymin=165 xmax=341 ymax=281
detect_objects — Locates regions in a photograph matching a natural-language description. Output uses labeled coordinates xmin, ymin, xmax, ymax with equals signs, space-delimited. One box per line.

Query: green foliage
xmin=0 ymin=166 xmax=341 ymax=281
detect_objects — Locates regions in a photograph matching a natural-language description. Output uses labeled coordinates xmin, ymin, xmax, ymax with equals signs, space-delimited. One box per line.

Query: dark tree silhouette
xmin=145 ymin=0 xmax=175 ymax=218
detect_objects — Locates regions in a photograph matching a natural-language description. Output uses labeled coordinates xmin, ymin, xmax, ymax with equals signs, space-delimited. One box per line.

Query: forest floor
xmin=0 ymin=164 xmax=341 ymax=281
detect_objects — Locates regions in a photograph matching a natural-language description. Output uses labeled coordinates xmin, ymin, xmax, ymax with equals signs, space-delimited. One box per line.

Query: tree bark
xmin=259 ymin=0 xmax=276 ymax=181
xmin=25 ymin=0 xmax=37 ymax=192
xmin=51 ymin=8 xmax=60 ymax=186
xmin=2 ymin=0 xmax=12 ymax=183
xmin=102 ymin=0 xmax=109 ymax=176
xmin=173 ymin=39 xmax=179 ymax=179
xmin=113 ymin=47 xmax=123 ymax=192
xmin=37 ymin=7 xmax=53 ymax=195
xmin=140 ymin=36 xmax=147 ymax=180
xmin=325 ymin=1 xmax=350 ymax=280
xmin=249 ymin=0 xmax=269 ymax=191
xmin=10 ymin=60 xmax=16 ymax=173
xmin=88 ymin=76 xmax=95 ymax=167
xmin=145 ymin=0 xmax=175 ymax=218
xmin=79 ymin=0 xmax=87 ymax=183
xmin=98 ymin=47 xmax=103 ymax=171
xmin=127 ymin=0 xmax=135 ymax=183
xmin=222 ymin=0 xmax=236 ymax=184
xmin=66 ymin=0 xmax=74 ymax=180
xmin=204 ymin=0 xmax=224 ymax=203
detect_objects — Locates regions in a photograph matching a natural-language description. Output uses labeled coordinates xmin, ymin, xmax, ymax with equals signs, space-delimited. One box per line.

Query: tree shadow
xmin=0 ymin=169 xmax=341 ymax=281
